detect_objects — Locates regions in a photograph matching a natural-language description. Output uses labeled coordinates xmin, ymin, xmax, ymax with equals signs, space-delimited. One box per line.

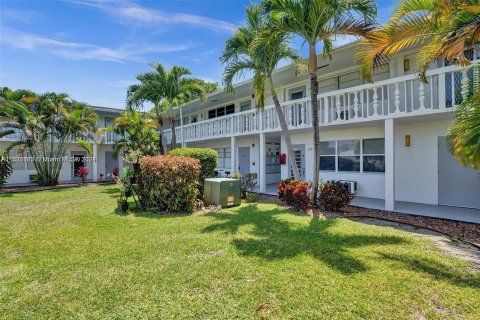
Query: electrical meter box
xmin=204 ymin=178 xmax=241 ymax=207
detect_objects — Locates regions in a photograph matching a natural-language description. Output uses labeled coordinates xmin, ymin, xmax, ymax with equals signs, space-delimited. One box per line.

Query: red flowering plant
xmin=75 ymin=166 xmax=89 ymax=183
xmin=277 ymin=178 xmax=312 ymax=211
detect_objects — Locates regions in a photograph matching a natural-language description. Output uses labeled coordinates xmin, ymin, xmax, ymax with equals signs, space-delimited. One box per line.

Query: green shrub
xmin=138 ymin=155 xmax=201 ymax=213
xmin=245 ymin=193 xmax=258 ymax=203
xmin=169 ymin=148 xmax=217 ymax=198
xmin=318 ymin=180 xmax=353 ymax=211
xmin=0 ymin=152 xmax=13 ymax=189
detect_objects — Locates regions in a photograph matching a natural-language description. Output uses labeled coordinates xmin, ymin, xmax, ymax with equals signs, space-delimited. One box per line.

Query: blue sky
xmin=0 ymin=0 xmax=396 ymax=109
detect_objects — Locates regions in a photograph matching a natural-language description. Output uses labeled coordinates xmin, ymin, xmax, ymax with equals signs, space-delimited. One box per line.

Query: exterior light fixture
xmin=405 ymin=135 xmax=411 ymax=147
xmin=404 ymin=59 xmax=410 ymax=71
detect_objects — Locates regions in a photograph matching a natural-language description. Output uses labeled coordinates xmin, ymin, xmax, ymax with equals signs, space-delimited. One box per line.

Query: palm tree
xmin=446 ymin=82 xmax=480 ymax=169
xmin=222 ymin=3 xmax=303 ymax=180
xmin=109 ymin=110 xmax=159 ymax=160
xmin=157 ymin=66 xmax=212 ymax=150
xmin=127 ymin=65 xmax=168 ymax=154
xmin=0 ymin=88 xmax=98 ymax=186
xmin=357 ymin=0 xmax=480 ymax=82
xmin=127 ymin=64 xmax=215 ymax=153
xmin=263 ymin=0 xmax=377 ymax=204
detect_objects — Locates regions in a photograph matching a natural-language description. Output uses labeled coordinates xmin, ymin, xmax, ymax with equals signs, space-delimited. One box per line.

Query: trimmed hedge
xmin=277 ymin=178 xmax=312 ymax=211
xmin=169 ymin=148 xmax=217 ymax=198
xmin=138 ymin=155 xmax=201 ymax=213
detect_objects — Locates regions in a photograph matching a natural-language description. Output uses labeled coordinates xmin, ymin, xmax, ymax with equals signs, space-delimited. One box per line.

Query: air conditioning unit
xmin=339 ymin=180 xmax=357 ymax=194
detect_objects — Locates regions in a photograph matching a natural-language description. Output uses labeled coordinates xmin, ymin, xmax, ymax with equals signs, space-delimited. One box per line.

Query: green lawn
xmin=0 ymin=185 xmax=479 ymax=319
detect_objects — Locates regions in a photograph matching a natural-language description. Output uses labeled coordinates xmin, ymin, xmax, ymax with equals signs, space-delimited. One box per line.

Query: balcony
xmin=163 ymin=61 xmax=478 ymax=144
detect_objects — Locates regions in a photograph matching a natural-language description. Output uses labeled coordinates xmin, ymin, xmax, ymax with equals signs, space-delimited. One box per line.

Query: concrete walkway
xmin=352 ymin=197 xmax=480 ymax=224
xmin=254 ymin=184 xmax=480 ymax=224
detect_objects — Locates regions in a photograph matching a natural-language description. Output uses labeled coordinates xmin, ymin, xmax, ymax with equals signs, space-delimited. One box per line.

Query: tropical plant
xmin=318 ymin=180 xmax=353 ymax=211
xmin=446 ymin=84 xmax=480 ymax=168
xmin=109 ymin=110 xmax=158 ymax=165
xmin=357 ymin=0 xmax=480 ymax=82
xmin=75 ymin=166 xmax=89 ymax=183
xmin=264 ymin=0 xmax=377 ymax=204
xmin=221 ymin=3 xmax=303 ymax=180
xmin=277 ymin=178 xmax=312 ymax=211
xmin=0 ymin=88 xmax=99 ymax=186
xmin=0 ymin=151 xmax=13 ymax=189
xmin=127 ymin=64 xmax=217 ymax=153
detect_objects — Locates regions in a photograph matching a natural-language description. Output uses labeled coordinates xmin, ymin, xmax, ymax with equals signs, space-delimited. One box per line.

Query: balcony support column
xmin=92 ymin=143 xmax=98 ymax=182
xmin=179 ymin=107 xmax=185 ymax=147
xmin=259 ymin=133 xmax=266 ymax=193
xmin=385 ymin=118 xmax=395 ymax=211
xmin=230 ymin=136 xmax=236 ymax=172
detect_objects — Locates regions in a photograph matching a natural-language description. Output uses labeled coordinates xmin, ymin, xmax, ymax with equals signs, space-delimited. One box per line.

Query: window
xmin=337 ymin=140 xmax=360 ymax=172
xmin=240 ymin=100 xmax=251 ymax=112
xmin=319 ymin=138 xmax=385 ymax=173
xmin=288 ymin=85 xmax=306 ymax=101
xmin=319 ymin=141 xmax=336 ymax=171
xmin=363 ymin=138 xmax=385 ymax=172
xmin=215 ymin=147 xmax=231 ymax=169
xmin=208 ymin=104 xmax=235 ymax=119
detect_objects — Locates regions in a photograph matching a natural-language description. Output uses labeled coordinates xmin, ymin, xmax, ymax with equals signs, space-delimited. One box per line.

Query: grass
xmin=0 ymin=185 xmax=479 ymax=319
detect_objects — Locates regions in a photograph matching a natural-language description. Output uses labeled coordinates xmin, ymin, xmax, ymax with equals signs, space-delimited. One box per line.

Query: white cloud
xmin=71 ymin=0 xmax=236 ymax=33
xmin=0 ymin=28 xmax=197 ymax=62
xmin=1 ymin=9 xmax=43 ymax=23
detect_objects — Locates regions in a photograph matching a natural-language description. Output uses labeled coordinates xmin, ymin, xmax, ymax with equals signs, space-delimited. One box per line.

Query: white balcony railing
xmin=162 ymin=61 xmax=479 ymax=144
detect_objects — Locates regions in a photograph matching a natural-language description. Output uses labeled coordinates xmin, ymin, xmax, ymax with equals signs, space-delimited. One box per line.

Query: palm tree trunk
xmin=169 ymin=116 xmax=177 ymax=150
xmin=269 ymin=78 xmax=300 ymax=180
xmin=309 ymin=42 xmax=320 ymax=206
xmin=157 ymin=116 xmax=165 ymax=155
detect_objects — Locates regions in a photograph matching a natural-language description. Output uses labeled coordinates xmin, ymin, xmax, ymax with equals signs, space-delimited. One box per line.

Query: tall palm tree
xmin=357 ymin=0 xmax=480 ymax=82
xmin=263 ymin=0 xmax=377 ymax=204
xmin=157 ymin=66 xmax=212 ymax=150
xmin=0 ymin=88 xmax=98 ymax=186
xmin=127 ymin=64 xmax=168 ymax=154
xmin=222 ymin=3 xmax=303 ymax=180
xmin=127 ymin=64 xmax=215 ymax=153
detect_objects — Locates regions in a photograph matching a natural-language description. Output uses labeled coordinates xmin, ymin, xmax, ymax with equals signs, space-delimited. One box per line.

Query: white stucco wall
xmin=394 ymin=119 xmax=451 ymax=204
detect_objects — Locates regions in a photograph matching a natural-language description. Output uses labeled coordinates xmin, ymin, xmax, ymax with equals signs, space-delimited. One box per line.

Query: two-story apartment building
xmin=1 ymin=106 xmax=125 ymax=185
xmin=164 ymin=41 xmax=480 ymax=211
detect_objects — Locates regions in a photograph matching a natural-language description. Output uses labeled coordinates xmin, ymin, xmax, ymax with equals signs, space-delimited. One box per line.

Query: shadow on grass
xmin=202 ymin=204 xmax=408 ymax=275
xmin=377 ymin=253 xmax=480 ymax=288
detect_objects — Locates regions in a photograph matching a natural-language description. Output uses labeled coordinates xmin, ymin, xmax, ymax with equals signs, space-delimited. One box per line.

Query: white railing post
xmin=323 ymin=98 xmax=329 ymax=124
xmin=394 ymin=83 xmax=400 ymax=114
xmin=373 ymin=87 xmax=379 ymax=116
xmin=353 ymin=91 xmax=359 ymax=119
xmin=419 ymin=82 xmax=425 ymax=110
xmin=335 ymin=95 xmax=341 ymax=121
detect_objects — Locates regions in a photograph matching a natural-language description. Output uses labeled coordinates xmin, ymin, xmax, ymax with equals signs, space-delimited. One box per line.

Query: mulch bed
xmin=257 ymin=193 xmax=480 ymax=247
xmin=0 ymin=181 xmax=115 ymax=194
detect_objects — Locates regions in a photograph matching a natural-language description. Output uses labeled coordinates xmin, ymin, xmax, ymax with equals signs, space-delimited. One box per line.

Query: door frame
xmin=71 ymin=151 xmax=87 ymax=181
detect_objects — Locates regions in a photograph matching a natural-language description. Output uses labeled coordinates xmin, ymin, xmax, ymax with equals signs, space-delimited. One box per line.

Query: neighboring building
xmin=163 ymin=42 xmax=480 ymax=211
xmin=0 ymin=106 xmax=124 ymax=185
